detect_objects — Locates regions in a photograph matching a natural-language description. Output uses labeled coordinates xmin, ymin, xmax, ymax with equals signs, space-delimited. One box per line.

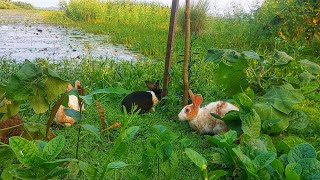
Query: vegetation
xmin=0 ymin=0 xmax=34 ymax=10
xmin=0 ymin=0 xmax=320 ymax=179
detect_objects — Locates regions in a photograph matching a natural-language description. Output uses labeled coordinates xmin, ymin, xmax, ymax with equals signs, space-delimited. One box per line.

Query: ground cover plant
xmin=1 ymin=0 xmax=320 ymax=179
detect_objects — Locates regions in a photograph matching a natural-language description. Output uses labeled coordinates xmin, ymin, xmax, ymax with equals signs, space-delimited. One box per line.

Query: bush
xmin=12 ymin=1 xmax=34 ymax=9
xmin=178 ymin=0 xmax=210 ymax=36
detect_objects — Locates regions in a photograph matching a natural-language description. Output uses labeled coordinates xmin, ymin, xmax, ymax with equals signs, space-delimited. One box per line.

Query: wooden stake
xmin=183 ymin=0 xmax=191 ymax=106
xmin=162 ymin=0 xmax=179 ymax=98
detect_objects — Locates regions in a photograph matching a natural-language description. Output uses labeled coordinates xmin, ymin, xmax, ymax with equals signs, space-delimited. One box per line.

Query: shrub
xmin=177 ymin=0 xmax=210 ymax=36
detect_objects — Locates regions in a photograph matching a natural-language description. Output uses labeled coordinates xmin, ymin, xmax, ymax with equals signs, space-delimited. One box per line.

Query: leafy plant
xmin=1 ymin=135 xmax=76 ymax=180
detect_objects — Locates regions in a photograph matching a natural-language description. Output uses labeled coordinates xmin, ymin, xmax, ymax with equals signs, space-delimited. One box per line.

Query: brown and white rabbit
xmin=178 ymin=90 xmax=239 ymax=135
xmin=122 ymin=80 xmax=162 ymax=114
xmin=55 ymin=80 xmax=83 ymax=127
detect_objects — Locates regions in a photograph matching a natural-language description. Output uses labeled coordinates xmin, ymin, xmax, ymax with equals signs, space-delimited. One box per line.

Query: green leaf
xmin=299 ymin=72 xmax=316 ymax=84
xmin=45 ymin=167 xmax=69 ymax=179
xmin=271 ymin=159 xmax=284 ymax=177
xmin=9 ymin=136 xmax=44 ymax=166
xmin=253 ymin=151 xmax=276 ymax=170
xmin=45 ymin=76 xmax=69 ymax=102
xmin=276 ymin=136 xmax=306 ymax=154
xmin=273 ymin=50 xmax=293 ymax=66
xmin=0 ymin=84 xmax=5 ymax=98
xmin=233 ymin=93 xmax=253 ymax=111
xmin=42 ymin=135 xmax=65 ymax=161
xmin=206 ymin=130 xmax=237 ymax=148
xmin=261 ymin=85 xmax=304 ymax=114
xmin=262 ymin=118 xmax=289 ymax=134
xmin=240 ymin=109 xmax=261 ymax=138
xmin=185 ymin=148 xmax=207 ymax=170
xmin=285 ymin=163 xmax=302 ymax=180
xmin=300 ymin=59 xmax=320 ymax=75
xmin=34 ymin=140 xmax=47 ymax=153
xmin=298 ymin=158 xmax=320 ymax=180
xmin=288 ymin=143 xmax=317 ymax=163
xmin=64 ymin=108 xmax=81 ymax=122
xmin=208 ymin=170 xmax=228 ymax=180
xmin=121 ymin=126 xmax=140 ymax=142
xmin=211 ymin=110 xmax=240 ymax=123
xmin=288 ymin=110 xmax=309 ymax=130
xmin=211 ymin=153 xmax=226 ymax=165
xmin=10 ymin=166 xmax=36 ymax=179
xmin=153 ymin=124 xmax=167 ymax=134
xmin=79 ymin=161 xmax=98 ymax=180
xmin=232 ymin=146 xmax=255 ymax=173
xmin=206 ymin=48 xmax=241 ymax=63
xmin=39 ymin=158 xmax=76 ymax=172
xmin=81 ymin=124 xmax=101 ymax=141
xmin=242 ymin=50 xmax=264 ymax=62
xmin=180 ymin=138 xmax=192 ymax=148
xmin=81 ymin=87 xmax=130 ymax=105
xmin=107 ymin=161 xmax=130 ymax=171
xmin=0 ymin=145 xmax=15 ymax=166
xmin=28 ymin=91 xmax=49 ymax=114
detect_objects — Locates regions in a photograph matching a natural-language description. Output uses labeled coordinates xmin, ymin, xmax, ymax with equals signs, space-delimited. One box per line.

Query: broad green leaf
xmin=0 ymin=101 xmax=20 ymax=122
xmin=1 ymin=165 xmax=15 ymax=180
xmin=241 ymin=135 xmax=276 ymax=158
xmin=206 ymin=130 xmax=237 ymax=148
xmin=271 ymin=159 xmax=284 ymax=176
xmin=180 ymin=138 xmax=192 ymax=148
xmin=206 ymin=48 xmax=241 ymax=63
xmin=28 ymin=91 xmax=49 ymax=114
xmin=240 ymin=109 xmax=261 ymax=138
xmin=81 ymin=87 xmax=130 ymax=105
xmin=153 ymin=124 xmax=167 ymax=134
xmin=81 ymin=124 xmax=101 ymax=141
xmin=298 ymin=158 xmax=320 ymax=180
xmin=261 ymin=85 xmax=304 ymax=114
xmin=288 ymin=143 xmax=317 ymax=163
xmin=9 ymin=136 xmax=44 ymax=166
xmin=212 ymin=59 xmax=249 ymax=96
xmin=45 ymin=167 xmax=69 ymax=179
xmin=208 ymin=170 xmax=228 ymax=180
xmin=299 ymin=72 xmax=316 ymax=84
xmin=300 ymin=59 xmax=320 ymax=75
xmin=39 ymin=158 xmax=76 ymax=172
xmin=232 ymin=146 xmax=255 ymax=173
xmin=64 ymin=108 xmax=81 ymax=122
xmin=162 ymin=143 xmax=174 ymax=159
xmin=262 ymin=118 xmax=289 ymax=134
xmin=107 ymin=161 xmax=130 ymax=170
xmin=0 ymin=146 xmax=15 ymax=165
xmin=253 ymin=103 xmax=288 ymax=123
xmin=121 ymin=126 xmax=140 ymax=142
xmin=285 ymin=163 xmax=302 ymax=180
xmin=276 ymin=136 xmax=306 ymax=154
xmin=242 ymin=50 xmax=264 ymax=62
xmin=273 ymin=50 xmax=293 ymax=66
xmin=288 ymin=110 xmax=309 ymax=130
xmin=79 ymin=161 xmax=98 ymax=180
xmin=233 ymin=93 xmax=253 ymax=111
xmin=211 ymin=152 xmax=226 ymax=165
xmin=9 ymin=166 xmax=36 ymax=179
xmin=253 ymin=151 xmax=276 ymax=170
xmin=185 ymin=148 xmax=207 ymax=170
xmin=211 ymin=110 xmax=240 ymax=123
xmin=34 ymin=140 xmax=47 ymax=153
xmin=45 ymin=76 xmax=69 ymax=102
xmin=42 ymin=135 xmax=65 ymax=161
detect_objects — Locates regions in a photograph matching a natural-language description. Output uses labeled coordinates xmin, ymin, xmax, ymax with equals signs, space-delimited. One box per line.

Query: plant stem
xmin=75 ymin=125 xmax=81 ymax=160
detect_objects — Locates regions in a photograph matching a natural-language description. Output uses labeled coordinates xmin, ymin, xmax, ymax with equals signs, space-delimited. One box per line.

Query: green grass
xmin=1 ymin=56 xmax=319 ymax=179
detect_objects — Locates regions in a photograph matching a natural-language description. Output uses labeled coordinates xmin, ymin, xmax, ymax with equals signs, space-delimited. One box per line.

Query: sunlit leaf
xmin=288 ymin=110 xmax=309 ymax=130
xmin=300 ymin=59 xmax=320 ymax=75
xmin=185 ymin=148 xmax=207 ymax=170
xmin=273 ymin=50 xmax=293 ymax=66
xmin=206 ymin=48 xmax=241 ymax=63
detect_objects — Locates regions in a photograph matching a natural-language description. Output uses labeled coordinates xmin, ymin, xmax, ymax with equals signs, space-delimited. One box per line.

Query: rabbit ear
xmin=75 ymin=80 xmax=80 ymax=88
xmin=188 ymin=89 xmax=195 ymax=102
xmin=146 ymin=80 xmax=157 ymax=90
xmin=193 ymin=95 xmax=203 ymax=107
xmin=155 ymin=80 xmax=160 ymax=89
xmin=67 ymin=84 xmax=73 ymax=91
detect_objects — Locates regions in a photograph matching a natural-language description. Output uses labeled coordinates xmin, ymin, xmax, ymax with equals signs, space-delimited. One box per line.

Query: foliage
xmin=0 ymin=0 xmax=34 ymax=9
xmin=1 ymin=135 xmax=76 ymax=179
xmin=177 ymin=0 xmax=210 ymax=35
xmin=0 ymin=60 xmax=69 ymax=121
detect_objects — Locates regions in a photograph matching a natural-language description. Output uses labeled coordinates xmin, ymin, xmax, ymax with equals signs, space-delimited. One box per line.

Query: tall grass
xmin=177 ymin=0 xmax=210 ymax=36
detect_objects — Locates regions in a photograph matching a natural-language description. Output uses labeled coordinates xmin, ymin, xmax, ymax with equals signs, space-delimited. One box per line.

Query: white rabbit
xmin=178 ymin=90 xmax=239 ymax=135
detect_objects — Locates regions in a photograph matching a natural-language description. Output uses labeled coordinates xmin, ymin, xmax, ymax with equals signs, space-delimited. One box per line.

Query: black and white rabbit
xmin=122 ymin=80 xmax=162 ymax=113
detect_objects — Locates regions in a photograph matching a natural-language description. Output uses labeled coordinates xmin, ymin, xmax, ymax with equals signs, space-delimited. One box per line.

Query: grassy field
xmin=1 ymin=0 xmax=320 ymax=179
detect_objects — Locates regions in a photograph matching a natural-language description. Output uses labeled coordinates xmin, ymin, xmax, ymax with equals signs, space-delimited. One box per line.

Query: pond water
xmin=0 ymin=12 xmax=141 ymax=62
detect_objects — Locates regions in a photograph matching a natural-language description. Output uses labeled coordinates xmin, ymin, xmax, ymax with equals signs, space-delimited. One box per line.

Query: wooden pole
xmin=182 ymin=0 xmax=190 ymax=106
xmin=162 ymin=0 xmax=179 ymax=98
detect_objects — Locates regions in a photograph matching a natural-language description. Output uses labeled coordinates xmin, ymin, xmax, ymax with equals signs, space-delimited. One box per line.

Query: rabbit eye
xmin=185 ymin=108 xmax=190 ymax=113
